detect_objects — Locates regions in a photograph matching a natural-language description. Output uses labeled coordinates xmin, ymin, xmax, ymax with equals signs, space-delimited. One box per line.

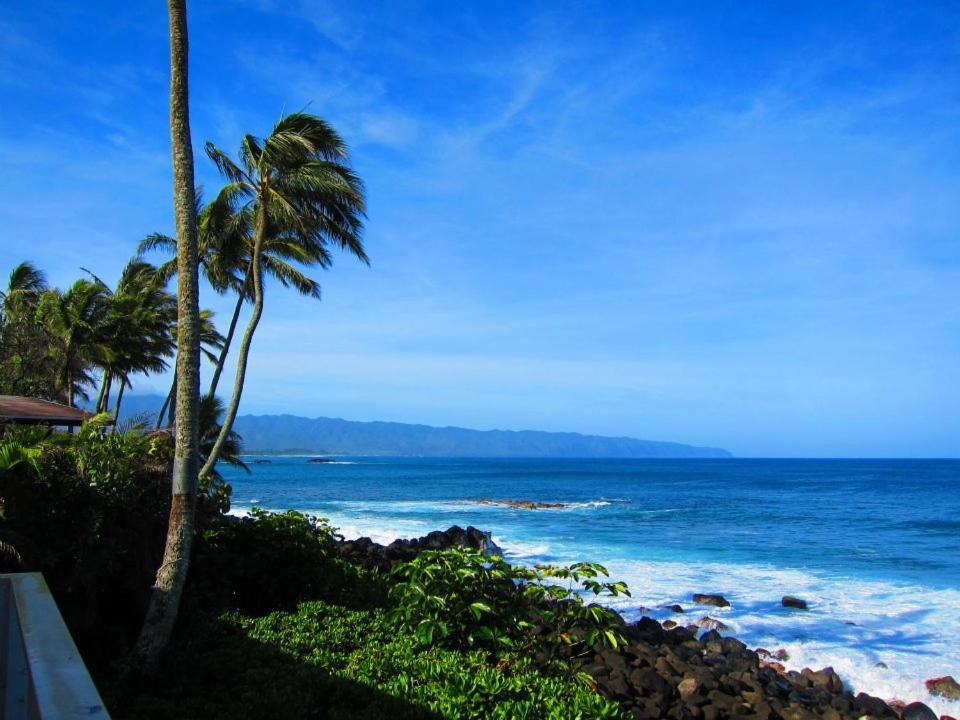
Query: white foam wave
xmin=495 ymin=537 xmax=551 ymax=558
xmin=589 ymin=557 xmax=960 ymax=717
xmin=222 ymin=503 xmax=959 ymax=715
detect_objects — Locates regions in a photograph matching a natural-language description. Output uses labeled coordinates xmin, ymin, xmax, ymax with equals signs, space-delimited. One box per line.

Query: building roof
xmin=0 ymin=396 xmax=98 ymax=426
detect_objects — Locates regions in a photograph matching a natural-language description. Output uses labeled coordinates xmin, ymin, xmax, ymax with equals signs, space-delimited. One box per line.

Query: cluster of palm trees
xmin=0 ymin=259 xmax=201 ymax=414
xmin=1 ymin=112 xmax=367 ymax=462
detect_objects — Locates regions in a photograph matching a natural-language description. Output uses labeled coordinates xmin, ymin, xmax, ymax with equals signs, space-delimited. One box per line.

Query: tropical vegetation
xmin=0 ymin=2 xmax=633 ymax=717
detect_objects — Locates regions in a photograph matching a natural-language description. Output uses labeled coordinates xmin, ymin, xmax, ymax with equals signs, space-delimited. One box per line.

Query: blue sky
xmin=1 ymin=1 xmax=958 ymax=457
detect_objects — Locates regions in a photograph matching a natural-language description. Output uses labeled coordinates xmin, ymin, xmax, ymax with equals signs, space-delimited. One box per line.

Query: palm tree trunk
xmin=156 ymin=372 xmax=175 ymax=429
xmin=200 ymin=207 xmax=265 ymax=479
xmin=96 ymin=369 xmax=110 ymax=413
xmin=207 ymin=280 xmax=246 ymax=398
xmin=133 ymin=0 xmax=201 ymax=675
xmin=167 ymin=376 xmax=177 ymax=426
xmin=114 ymin=381 xmax=126 ymax=419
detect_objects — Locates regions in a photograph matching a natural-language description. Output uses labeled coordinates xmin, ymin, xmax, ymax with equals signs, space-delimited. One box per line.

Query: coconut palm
xmin=134 ymin=0 xmax=202 ymax=673
xmin=199 ymin=112 xmax=367 ymax=478
xmin=35 ymin=280 xmax=112 ymax=406
xmin=1 ymin=262 xmax=48 ymax=320
xmin=85 ymin=260 xmax=178 ymax=416
xmin=0 ymin=263 xmax=56 ymax=399
xmin=139 ymin=193 xmax=321 ymax=401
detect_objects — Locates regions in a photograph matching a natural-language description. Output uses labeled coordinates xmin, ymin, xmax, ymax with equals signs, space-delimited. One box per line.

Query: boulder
xmin=855 ymin=692 xmax=899 ymax=718
xmin=661 ymin=604 xmax=685 ymax=613
xmin=902 ymin=702 xmax=938 ymax=720
xmin=926 ymin=676 xmax=960 ymax=700
xmin=693 ymin=593 xmax=731 ymax=608
xmin=782 ymin=596 xmax=809 ymax=610
xmin=801 ymin=666 xmax=842 ymax=693
xmin=696 ymin=616 xmax=730 ymax=631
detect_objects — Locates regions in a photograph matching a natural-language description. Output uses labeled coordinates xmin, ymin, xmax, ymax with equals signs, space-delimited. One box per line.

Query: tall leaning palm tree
xmin=199 ymin=112 xmax=367 ymax=478
xmin=139 ymin=192 xmax=321 ymax=402
xmin=133 ymin=0 xmax=202 ymax=674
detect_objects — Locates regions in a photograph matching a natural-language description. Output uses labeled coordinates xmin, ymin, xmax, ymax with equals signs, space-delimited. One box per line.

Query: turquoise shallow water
xmin=221 ymin=457 xmax=960 ymax=713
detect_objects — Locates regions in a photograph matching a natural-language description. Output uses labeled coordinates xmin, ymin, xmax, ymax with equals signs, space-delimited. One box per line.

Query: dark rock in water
xmin=692 ymin=593 xmax=730 ymax=608
xmin=902 ymin=702 xmax=938 ymax=720
xmin=336 ymin=524 xmax=502 ymax=570
xmin=855 ymin=692 xmax=900 ymax=718
xmin=660 ymin=603 xmax=684 ymax=613
xmin=470 ymin=498 xmax=568 ymax=510
xmin=307 ymin=457 xmax=334 ymax=463
xmin=662 ymin=619 xmax=677 ymax=629
xmin=782 ymin=595 xmax=809 ymax=610
xmin=926 ymin=676 xmax=960 ymax=700
xmin=801 ymin=666 xmax=843 ymax=693
xmin=696 ymin=616 xmax=730 ymax=631
xmin=875 ymin=661 xmax=889 ymax=669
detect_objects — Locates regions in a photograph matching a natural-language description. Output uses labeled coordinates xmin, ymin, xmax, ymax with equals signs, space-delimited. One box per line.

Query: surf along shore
xmin=335 ymin=520 xmax=957 ymax=720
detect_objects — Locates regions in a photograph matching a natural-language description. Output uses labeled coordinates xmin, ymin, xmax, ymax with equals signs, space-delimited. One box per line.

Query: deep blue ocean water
xmin=221 ymin=457 xmax=960 ymax=712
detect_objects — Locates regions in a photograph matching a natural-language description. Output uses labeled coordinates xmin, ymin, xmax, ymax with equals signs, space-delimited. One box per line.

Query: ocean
xmin=221 ymin=457 xmax=960 ymax=715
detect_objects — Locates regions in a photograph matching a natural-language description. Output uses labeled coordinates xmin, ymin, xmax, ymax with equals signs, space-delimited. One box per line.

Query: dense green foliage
xmin=188 ymin=508 xmax=383 ymax=615
xmin=388 ymin=548 xmax=630 ymax=658
xmin=0 ymin=424 xmax=234 ymax=668
xmin=2 ymin=422 xmax=630 ymax=718
xmin=127 ymin=603 xmax=626 ymax=720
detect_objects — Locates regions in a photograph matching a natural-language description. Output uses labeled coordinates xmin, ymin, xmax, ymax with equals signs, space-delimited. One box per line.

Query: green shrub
xmin=188 ymin=509 xmax=387 ymax=615
xmin=386 ymin=548 xmax=631 ymax=661
xmin=123 ymin=600 xmax=628 ymax=720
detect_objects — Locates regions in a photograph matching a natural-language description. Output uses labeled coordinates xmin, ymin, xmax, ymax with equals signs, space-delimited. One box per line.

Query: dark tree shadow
xmin=108 ymin=612 xmax=445 ymax=720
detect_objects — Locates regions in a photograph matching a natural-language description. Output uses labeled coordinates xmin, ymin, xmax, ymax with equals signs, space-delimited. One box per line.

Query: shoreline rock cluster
xmin=332 ymin=525 xmax=954 ymax=720
xmin=470 ymin=498 xmax=570 ymax=510
xmin=336 ymin=524 xmax=502 ymax=571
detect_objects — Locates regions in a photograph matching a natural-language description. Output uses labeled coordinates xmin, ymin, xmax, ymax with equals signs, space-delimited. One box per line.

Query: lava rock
xmin=696 ymin=616 xmax=730 ymax=631
xmin=692 ymin=593 xmax=731 ymax=608
xmin=782 ymin=596 xmax=809 ymax=610
xmin=902 ymin=702 xmax=938 ymax=720
xmin=926 ymin=676 xmax=960 ymax=700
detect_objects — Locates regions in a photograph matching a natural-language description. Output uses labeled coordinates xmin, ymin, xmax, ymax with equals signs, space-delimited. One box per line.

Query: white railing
xmin=0 ymin=573 xmax=109 ymax=719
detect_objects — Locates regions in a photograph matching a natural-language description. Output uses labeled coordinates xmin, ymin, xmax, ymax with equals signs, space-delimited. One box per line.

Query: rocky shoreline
xmin=335 ymin=525 xmax=957 ymax=720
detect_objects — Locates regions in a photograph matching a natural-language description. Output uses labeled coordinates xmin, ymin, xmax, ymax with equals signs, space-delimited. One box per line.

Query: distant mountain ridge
xmin=113 ymin=395 xmax=730 ymax=458
xmin=232 ymin=413 xmax=732 ymax=459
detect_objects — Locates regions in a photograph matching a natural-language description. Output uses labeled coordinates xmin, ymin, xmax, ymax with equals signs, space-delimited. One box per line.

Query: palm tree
xmin=1 ymin=262 xmax=48 ymax=320
xmin=199 ymin=112 xmax=367 ymax=479
xmin=0 ymin=263 xmax=57 ymax=399
xmin=139 ymin=193 xmax=321 ymax=401
xmin=133 ymin=0 xmax=202 ymax=674
xmin=85 ymin=260 xmax=178 ymax=416
xmin=35 ymin=280 xmax=112 ymax=406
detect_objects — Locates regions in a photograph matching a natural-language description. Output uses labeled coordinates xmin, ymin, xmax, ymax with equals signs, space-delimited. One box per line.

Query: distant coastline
xmin=231 ymin=413 xmax=733 ymax=459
